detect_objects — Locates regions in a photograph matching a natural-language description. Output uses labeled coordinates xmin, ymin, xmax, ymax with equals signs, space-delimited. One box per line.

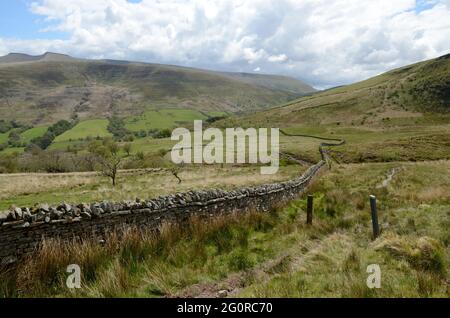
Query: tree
xmin=107 ymin=116 xmax=129 ymax=139
xmin=170 ymin=167 xmax=182 ymax=184
xmin=155 ymin=129 xmax=171 ymax=139
xmin=8 ymin=131 xmax=21 ymax=146
xmin=30 ymin=119 xmax=74 ymax=150
xmin=123 ymin=143 xmax=132 ymax=156
xmin=41 ymin=150 xmax=65 ymax=173
xmin=89 ymin=139 xmax=127 ymax=186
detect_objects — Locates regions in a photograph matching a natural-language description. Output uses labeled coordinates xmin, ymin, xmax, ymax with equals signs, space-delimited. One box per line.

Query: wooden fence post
xmin=306 ymin=195 xmax=313 ymax=225
xmin=370 ymin=195 xmax=380 ymax=239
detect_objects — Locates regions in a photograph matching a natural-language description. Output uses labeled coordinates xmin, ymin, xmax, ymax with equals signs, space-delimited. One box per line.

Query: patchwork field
xmin=19 ymin=126 xmax=49 ymax=143
xmin=54 ymin=119 xmax=112 ymax=142
xmin=124 ymin=108 xmax=226 ymax=131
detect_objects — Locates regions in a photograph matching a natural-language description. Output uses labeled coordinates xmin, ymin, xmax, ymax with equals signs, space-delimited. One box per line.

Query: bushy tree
xmin=89 ymin=139 xmax=128 ymax=186
xmin=123 ymin=143 xmax=132 ymax=156
xmin=107 ymin=116 xmax=129 ymax=139
xmin=29 ymin=119 xmax=75 ymax=150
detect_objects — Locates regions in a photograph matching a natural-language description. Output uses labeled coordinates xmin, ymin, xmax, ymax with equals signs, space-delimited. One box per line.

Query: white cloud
xmin=0 ymin=0 xmax=449 ymax=88
xmin=268 ymin=54 xmax=288 ymax=63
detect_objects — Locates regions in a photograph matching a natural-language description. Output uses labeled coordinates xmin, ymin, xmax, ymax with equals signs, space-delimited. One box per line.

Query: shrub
xmin=227 ymin=248 xmax=254 ymax=271
xmin=375 ymin=234 xmax=447 ymax=276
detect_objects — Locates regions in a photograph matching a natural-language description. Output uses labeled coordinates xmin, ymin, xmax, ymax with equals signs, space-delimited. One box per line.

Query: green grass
xmin=48 ymin=140 xmax=87 ymax=151
xmin=0 ymin=147 xmax=25 ymax=155
xmin=1 ymin=161 xmax=448 ymax=298
xmin=54 ymin=119 xmax=112 ymax=142
xmin=0 ymin=130 xmax=10 ymax=145
xmin=125 ymin=108 xmax=209 ymax=131
xmin=125 ymin=136 xmax=175 ymax=155
xmin=0 ymin=165 xmax=301 ymax=210
xmin=282 ymin=124 xmax=450 ymax=163
xmin=19 ymin=125 xmax=49 ymax=143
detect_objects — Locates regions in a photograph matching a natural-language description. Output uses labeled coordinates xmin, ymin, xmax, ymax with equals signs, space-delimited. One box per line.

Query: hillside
xmin=219 ymin=72 xmax=316 ymax=95
xmin=230 ymin=54 xmax=449 ymax=129
xmin=0 ymin=52 xmax=315 ymax=125
xmin=219 ymin=54 xmax=450 ymax=164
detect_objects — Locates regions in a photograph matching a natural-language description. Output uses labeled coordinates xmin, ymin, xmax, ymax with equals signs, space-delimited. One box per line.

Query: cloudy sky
xmin=1 ymin=0 xmax=450 ymax=88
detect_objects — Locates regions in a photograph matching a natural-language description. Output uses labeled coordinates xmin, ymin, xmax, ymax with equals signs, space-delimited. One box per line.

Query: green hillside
xmin=219 ymin=54 xmax=450 ymax=164
xmin=0 ymin=53 xmax=314 ymax=126
xmin=229 ymin=54 xmax=449 ymax=129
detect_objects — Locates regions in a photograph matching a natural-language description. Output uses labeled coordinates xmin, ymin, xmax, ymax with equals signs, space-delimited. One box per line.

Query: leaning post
xmin=370 ymin=195 xmax=380 ymax=239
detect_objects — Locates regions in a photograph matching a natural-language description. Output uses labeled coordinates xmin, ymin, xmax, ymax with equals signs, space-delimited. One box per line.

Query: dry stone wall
xmin=0 ymin=161 xmax=326 ymax=265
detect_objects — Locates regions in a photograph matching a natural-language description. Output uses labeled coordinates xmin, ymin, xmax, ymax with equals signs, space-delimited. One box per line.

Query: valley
xmin=0 ymin=52 xmax=448 ymax=299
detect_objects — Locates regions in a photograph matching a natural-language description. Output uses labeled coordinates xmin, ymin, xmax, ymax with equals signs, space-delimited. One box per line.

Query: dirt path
xmin=170 ymin=133 xmax=348 ymax=298
xmin=170 ymin=231 xmax=343 ymax=298
xmin=376 ymin=167 xmax=400 ymax=189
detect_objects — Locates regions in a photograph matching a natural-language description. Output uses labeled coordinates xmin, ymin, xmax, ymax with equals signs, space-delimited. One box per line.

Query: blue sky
xmin=0 ymin=0 xmax=67 ymax=39
xmin=0 ymin=0 xmax=141 ymax=39
xmin=0 ymin=0 xmax=449 ymax=88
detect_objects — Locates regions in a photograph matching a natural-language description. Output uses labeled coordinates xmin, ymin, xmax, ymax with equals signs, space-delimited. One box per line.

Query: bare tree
xmin=89 ymin=139 xmax=126 ymax=186
xmin=83 ymin=153 xmax=98 ymax=171
xmin=171 ymin=167 xmax=182 ymax=184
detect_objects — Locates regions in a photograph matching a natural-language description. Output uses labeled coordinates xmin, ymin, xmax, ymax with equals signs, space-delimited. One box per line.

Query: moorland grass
xmin=1 ymin=161 xmax=448 ymax=298
xmin=0 ymin=165 xmax=302 ymax=210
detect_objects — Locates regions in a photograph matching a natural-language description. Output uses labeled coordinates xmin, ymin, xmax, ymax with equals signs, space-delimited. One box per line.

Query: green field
xmin=125 ymin=109 xmax=212 ymax=131
xmin=54 ymin=119 xmax=112 ymax=142
xmin=0 ymin=131 xmax=10 ymax=144
xmin=0 ymin=165 xmax=301 ymax=211
xmin=19 ymin=125 xmax=49 ymax=143
xmin=0 ymin=147 xmax=25 ymax=155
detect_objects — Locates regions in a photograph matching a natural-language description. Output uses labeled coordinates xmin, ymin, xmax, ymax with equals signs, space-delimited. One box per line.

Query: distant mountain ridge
xmin=0 ymin=52 xmax=77 ymax=64
xmin=0 ymin=52 xmax=316 ymax=125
